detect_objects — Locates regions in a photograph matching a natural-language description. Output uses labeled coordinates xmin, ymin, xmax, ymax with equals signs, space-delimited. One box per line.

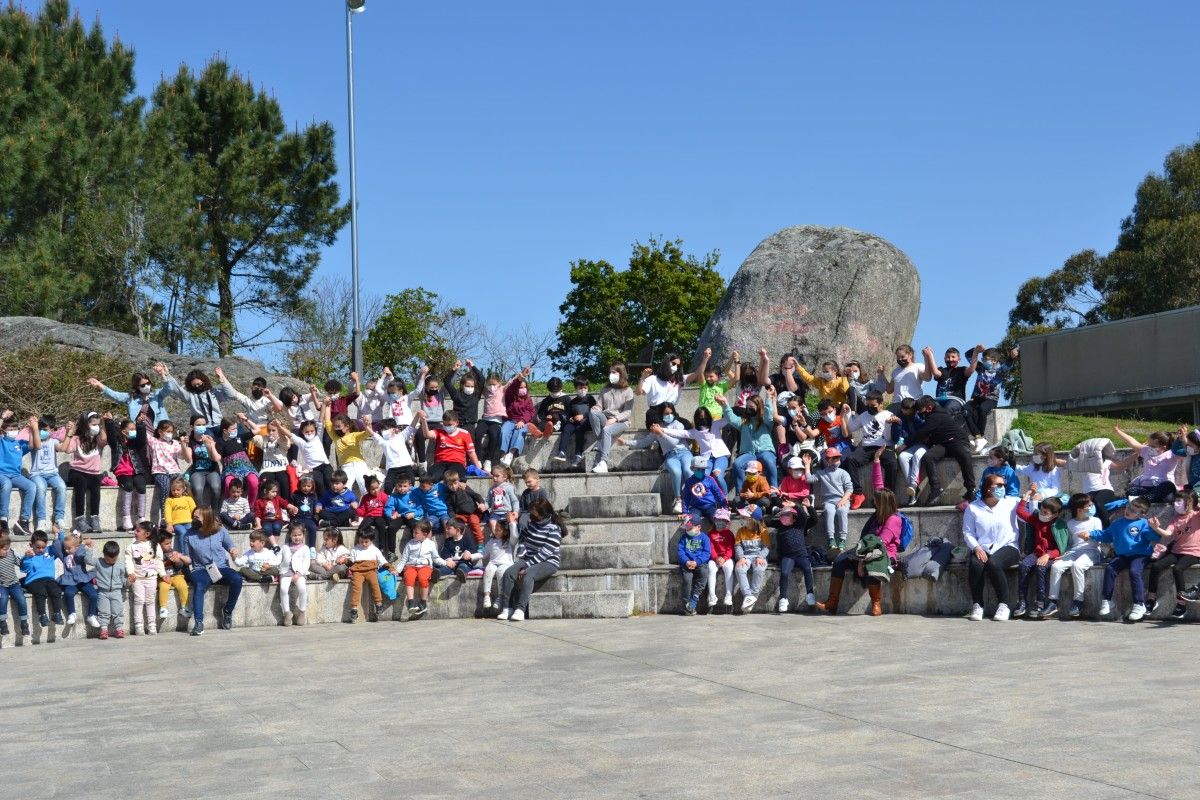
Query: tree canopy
xmin=551 ymin=238 xmax=724 ymax=378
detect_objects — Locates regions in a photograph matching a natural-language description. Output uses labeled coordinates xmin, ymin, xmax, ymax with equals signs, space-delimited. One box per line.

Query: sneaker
xmin=684 ymin=600 xmax=697 ymax=616
xmin=993 ymin=603 xmax=1010 ymax=621
xmin=670 ymin=498 xmax=683 ymax=515
xmin=159 ymin=608 xmax=169 ymax=620
xmin=1144 ymin=597 xmax=1159 ymax=615
xmin=482 ymin=460 xmax=492 ymax=473
xmin=849 ymin=493 xmax=866 ymax=510
xmin=805 ymin=592 xmax=817 ymax=607
xmin=99 ymin=628 xmax=109 ymax=640
xmin=1171 ymin=603 xmax=1188 ymax=619
xmin=1182 ymin=584 xmax=1200 ymax=603
xmin=827 ymin=538 xmax=836 ymax=550
xmin=905 ymin=486 xmax=917 ymax=503
xmin=12 ymin=519 xmax=31 ymax=537
xmin=1012 ymin=601 xmax=1027 ymax=618
xmin=569 ymin=455 xmax=583 ymax=468
xmin=115 ymin=629 xmax=126 ymax=639
xmin=0 ymin=620 xmax=7 ymax=636
xmin=374 ymin=603 xmax=385 ymax=616
xmin=967 ymin=604 xmax=984 ymax=621
xmin=492 ymin=598 xmax=501 ymax=610
xmin=52 ymin=611 xmax=64 ymax=624
xmin=87 ymin=515 xmax=102 ymax=532
xmin=410 ymin=603 xmax=426 ymax=619
xmin=742 ymin=595 xmax=756 ymax=612
xmin=1030 ymin=604 xmax=1043 ymax=620
xmin=836 ymin=538 xmax=847 ymax=551
xmin=1127 ymin=603 xmax=1146 ymax=622
xmin=1099 ymin=599 xmax=1112 ymax=617
xmin=723 ymin=594 xmax=734 ymax=607
xmin=500 ymin=452 xmax=514 ymax=467
xmin=551 ymin=452 xmax=567 ymax=463
xmin=349 ymin=608 xmax=359 ymax=622
xmin=190 ymin=623 xmax=204 ymax=636
xmin=592 ymin=461 xmax=609 ymax=474
xmin=180 ymin=607 xmax=193 ymax=619
xmin=924 ymin=490 xmax=946 ymax=507
xmin=777 ymin=598 xmax=789 ymax=613
xmin=510 ymin=609 xmax=525 ymax=621
xmin=483 ymin=595 xmax=491 ymax=609
xmin=1069 ymin=599 xmax=1083 ymax=618
xmin=974 ymin=438 xmax=989 ymax=454
xmin=66 ymin=612 xmax=77 ymax=625
xmin=19 ymin=620 xmax=30 ymax=636
xmin=497 ymin=608 xmax=512 ymax=620
xmin=1042 ymin=600 xmax=1059 ymax=618
xmin=38 ymin=614 xmax=49 ymax=627
xmin=219 ymin=610 xmax=233 ymax=630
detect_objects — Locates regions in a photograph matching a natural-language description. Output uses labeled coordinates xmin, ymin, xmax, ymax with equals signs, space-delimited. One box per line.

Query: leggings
xmin=1104 ymin=555 xmax=1149 ymax=604
xmin=280 ymin=574 xmax=308 ymax=613
xmin=158 ymin=574 xmax=190 ymax=611
xmin=474 ymin=420 xmax=503 ymax=465
xmin=131 ymin=578 xmax=157 ymax=632
xmin=117 ymin=473 xmax=148 ymax=522
xmin=967 ymin=545 xmax=1019 ymax=607
xmin=1129 ymin=482 xmax=1176 ymax=504
xmin=705 ymin=559 xmax=735 ymax=601
xmin=1148 ymin=553 xmax=1200 ymax=597
xmin=26 ymin=578 xmax=64 ymax=616
xmin=822 ymin=499 xmax=848 ymax=540
xmin=1088 ymin=489 xmax=1116 ymax=528
xmin=223 ymin=472 xmax=260 ymax=506
xmin=190 ymin=469 xmax=222 ymax=511
xmin=482 ymin=562 xmax=510 ymax=598
xmin=779 ymin=551 xmax=814 ymax=601
xmin=151 ymin=473 xmax=177 ymax=524
xmin=68 ymin=470 xmax=101 ymax=517
xmin=309 ymin=463 xmax=334 ymax=502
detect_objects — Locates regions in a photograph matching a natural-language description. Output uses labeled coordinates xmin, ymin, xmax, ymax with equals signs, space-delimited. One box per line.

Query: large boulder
xmin=694 ymin=226 xmax=920 ymax=373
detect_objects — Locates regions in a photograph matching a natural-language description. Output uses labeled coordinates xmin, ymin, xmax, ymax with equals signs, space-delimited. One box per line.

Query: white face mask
xmin=1189 ymin=447 xmax=1199 ymax=457
xmin=669 ymin=364 xmax=678 ymax=374
xmin=382 ymin=430 xmax=394 ymax=440
xmin=822 ymin=371 xmax=834 ymax=381
xmin=822 ymin=412 xmax=835 ymax=423
xmin=139 ymin=384 xmax=152 ymax=395
xmin=849 ymin=370 xmax=860 ymax=380
xmin=609 ymin=372 xmax=620 ymax=385
xmin=1032 ymin=454 xmax=1043 ymax=465
xmin=303 ymin=433 xmax=316 ymax=442
xmin=3 ymin=430 xmax=17 ymax=440
xmin=1038 ymin=511 xmax=1053 ymax=523
xmin=462 ymin=387 xmax=475 ymax=396
xmin=576 ymin=389 xmax=587 ymax=398
xmin=88 ymin=425 xmax=101 ymax=436
xmin=162 ymin=432 xmax=174 ymax=441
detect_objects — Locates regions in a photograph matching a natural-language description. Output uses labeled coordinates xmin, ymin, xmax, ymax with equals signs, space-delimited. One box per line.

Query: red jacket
xmin=1016 ymin=503 xmax=1062 ymax=559
xmin=255 ymin=495 xmax=288 ymax=523
xmin=709 ymin=528 xmax=735 ymax=561
xmin=503 ymin=379 xmax=535 ymax=424
xmin=357 ymin=489 xmax=388 ymax=518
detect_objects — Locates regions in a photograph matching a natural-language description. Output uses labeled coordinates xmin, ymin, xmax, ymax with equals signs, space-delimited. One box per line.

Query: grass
xmin=1016 ymin=410 xmax=1189 ymax=451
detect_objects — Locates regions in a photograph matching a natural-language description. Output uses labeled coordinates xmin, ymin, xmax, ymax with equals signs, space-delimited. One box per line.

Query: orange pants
xmin=403 ymin=565 xmax=432 ymax=589
xmin=457 ymin=513 xmax=484 ymax=545
xmin=349 ymin=561 xmax=382 ymax=608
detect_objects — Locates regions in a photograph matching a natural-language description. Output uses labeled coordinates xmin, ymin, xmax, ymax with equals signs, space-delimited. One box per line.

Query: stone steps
xmin=566 ymin=492 xmax=661 ymax=519
xmin=560 ymin=541 xmax=654 ymax=571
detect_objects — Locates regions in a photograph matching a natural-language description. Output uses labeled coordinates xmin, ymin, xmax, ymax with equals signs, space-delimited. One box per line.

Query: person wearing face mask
xmin=964 ymin=345 xmax=1018 ymax=454
xmin=720 ymin=390 xmax=781 ymax=490
xmin=144 ymin=419 xmax=185 ymax=525
xmin=86 ymin=370 xmax=172 ymax=427
xmin=416 ymin=409 xmax=483 ymax=484
xmin=1068 ymin=437 xmax=1118 ymax=527
xmin=444 ymin=359 xmax=485 ymax=435
xmin=0 ymin=412 xmax=38 ymax=536
xmin=534 ymin=377 xmax=570 ymax=441
xmin=588 ymin=363 xmax=634 ymax=474
xmin=1146 ymin=488 xmax=1200 ymax=621
xmin=813 ymin=399 xmax=851 ymax=454
xmin=215 ymin=414 xmax=261 ymax=507
xmin=277 ymin=385 xmax=321 ymax=432
xmin=27 ymin=415 xmax=69 ymax=531
xmin=410 ymin=366 xmax=443 ymax=466
xmin=620 ymin=402 xmax=693 ymax=515
xmin=367 ymin=418 xmax=417 ymax=494
xmin=212 ymin=367 xmax=285 ymax=428
xmin=978 ymin=446 xmax=1020 ymax=499
xmin=655 ymin=406 xmax=731 ymax=492
xmin=552 ymin=378 xmax=599 ymax=468
xmin=1170 ymin=426 xmax=1200 ymax=492
xmin=768 ymin=352 xmax=809 ymax=412
xmin=794 ymin=359 xmax=849 ymax=405
xmin=1113 ymin=427 xmax=1182 ymax=504
xmin=103 ymin=414 xmax=152 ymax=531
xmin=840 ymin=391 xmax=901 ymax=510
xmin=844 ymin=360 xmax=886 ymax=415
xmin=322 ymin=401 xmax=375 ymax=495
xmin=1016 ymin=442 xmax=1066 ymax=501
xmin=498 ymin=370 xmax=535 ymax=467
xmin=901 ymin=396 xmax=978 ymax=507
xmin=64 ymin=411 xmax=110 ymax=533
xmin=1012 ymin=493 xmax=1066 ymax=619
xmin=886 ymin=345 xmax=933 ymax=408
xmin=962 ymin=475 xmax=1022 ymax=621
xmin=638 ymin=349 xmax=711 ymax=428
xmin=286 ymin=419 xmax=333 ymax=499
xmin=1046 ymin=493 xmax=1105 ymax=619
xmin=185 ymin=414 xmax=225 ymax=510
xmin=1091 ymin=496 xmax=1159 ymax=621
xmin=475 ymin=371 xmax=509 ymax=472
xmin=157 ymin=363 xmax=235 ymax=425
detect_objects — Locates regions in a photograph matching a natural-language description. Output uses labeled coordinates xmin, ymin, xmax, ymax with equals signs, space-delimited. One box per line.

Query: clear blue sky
xmin=51 ymin=1 xmax=1200 ymax=368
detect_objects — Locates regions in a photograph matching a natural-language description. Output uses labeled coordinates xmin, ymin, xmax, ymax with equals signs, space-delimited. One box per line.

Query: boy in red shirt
xmin=1014 ymin=492 xmax=1064 ymax=619
xmin=814 ymin=399 xmax=851 ymax=454
xmin=705 ymin=508 xmax=737 ymax=608
xmin=416 ymin=409 xmax=483 ymax=483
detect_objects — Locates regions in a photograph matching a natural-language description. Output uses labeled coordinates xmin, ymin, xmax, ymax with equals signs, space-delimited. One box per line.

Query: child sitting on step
xmin=705 ymin=509 xmax=736 ymax=609
xmin=1045 ymin=494 xmax=1104 ymax=619
xmin=312 ymin=528 xmax=351 ymax=582
xmin=772 ymin=506 xmax=814 ymax=613
xmin=0 ymin=534 xmax=30 ymax=636
xmin=278 ymin=523 xmax=310 ymax=626
xmin=396 ymin=520 xmax=444 ymax=620
xmin=1013 ymin=493 xmax=1064 ymax=620
xmin=234 ymin=531 xmax=282 ymax=582
xmin=815 ymin=447 xmax=853 ymax=550
xmin=677 ymin=515 xmax=712 ymax=615
xmin=436 ymin=518 xmax=479 ymax=582
xmin=734 ymin=460 xmax=774 ymax=516
xmin=157 ymin=532 xmax=191 ymax=623
xmin=734 ymin=519 xmax=770 ymax=612
xmin=979 ymin=446 xmax=1020 ymax=498
xmin=486 ymin=464 xmax=520 ymax=541
xmin=1115 ymin=427 xmax=1182 ymax=504
xmin=1091 ymin=496 xmax=1158 ymax=621
xmin=682 ymin=456 xmax=728 ymax=522
xmin=480 ymin=520 xmax=516 ymax=612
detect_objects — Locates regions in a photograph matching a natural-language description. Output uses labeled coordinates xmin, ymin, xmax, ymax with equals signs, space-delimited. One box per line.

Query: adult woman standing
xmin=497 ymin=498 xmax=564 ymax=621
xmin=186 ymin=415 xmax=224 ymax=510
xmin=817 ymin=489 xmax=904 ymax=616
xmin=589 ymin=363 xmax=635 ymax=474
xmin=962 ymin=474 xmax=1021 ymax=621
xmin=86 ymin=368 xmax=173 ymax=426
xmin=178 ymin=507 xmax=242 ymax=635
xmin=637 ymin=349 xmax=710 ymax=426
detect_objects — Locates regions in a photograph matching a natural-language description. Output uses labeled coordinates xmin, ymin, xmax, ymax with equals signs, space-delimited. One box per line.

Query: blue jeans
xmin=190 ymin=566 xmax=243 ymax=626
xmin=31 ymin=473 xmax=67 ymax=526
xmin=732 ymin=450 xmax=778 ymax=490
xmin=0 ymin=472 xmax=36 ymax=521
xmin=499 ymin=421 xmax=528 ymax=455
xmin=63 ymin=580 xmax=99 ymax=616
xmin=707 ymin=455 xmax=730 ymax=494
xmin=1103 ymin=555 xmax=1149 ymax=604
xmin=171 ymin=523 xmax=192 ymax=553
xmin=661 ymin=448 xmax=693 ymax=501
xmin=0 ymin=583 xmax=28 ymax=619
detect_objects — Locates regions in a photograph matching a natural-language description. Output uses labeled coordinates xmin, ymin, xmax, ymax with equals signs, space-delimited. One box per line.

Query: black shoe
xmin=924 ymin=490 xmax=946 ymax=507
xmin=1144 ymin=597 xmax=1159 ymax=615
xmin=348 ymin=608 xmax=359 ymax=622
xmin=410 ymin=603 xmax=426 ymax=618
xmin=38 ymin=614 xmax=49 ymax=627
xmin=52 ymin=611 xmax=64 ymax=625
xmin=1183 ymin=585 xmax=1200 ymax=603
xmin=13 ymin=519 xmax=31 ymax=537
xmin=1171 ymin=603 xmax=1188 ymax=620
xmin=219 ymin=610 xmax=233 ymax=630
xmin=0 ymin=620 xmax=8 ymax=636
xmin=1012 ymin=601 xmax=1027 ymax=618
xmin=19 ymin=620 xmax=30 ymax=636
xmin=191 ymin=623 xmax=204 ymax=636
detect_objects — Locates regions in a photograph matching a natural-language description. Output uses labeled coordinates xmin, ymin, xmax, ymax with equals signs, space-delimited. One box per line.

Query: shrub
xmin=0 ymin=342 xmax=131 ymax=424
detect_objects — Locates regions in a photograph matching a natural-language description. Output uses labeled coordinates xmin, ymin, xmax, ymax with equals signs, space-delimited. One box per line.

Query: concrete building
xmin=1019 ymin=304 xmax=1200 ymax=421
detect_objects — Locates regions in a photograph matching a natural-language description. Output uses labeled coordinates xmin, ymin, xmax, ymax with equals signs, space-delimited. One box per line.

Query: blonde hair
xmin=169 ymin=477 xmax=191 ymax=497
xmin=734 ymin=519 xmax=770 ymax=548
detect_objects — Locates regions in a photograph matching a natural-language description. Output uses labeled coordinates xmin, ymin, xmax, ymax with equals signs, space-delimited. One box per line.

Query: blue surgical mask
xmin=692 ymin=469 xmax=706 ymax=478
xmin=984 ymin=360 xmax=997 ymax=371
xmin=662 ymin=414 xmax=675 ymax=424
xmin=39 ymin=430 xmax=50 ymax=441
xmin=991 ymin=486 xmax=1005 ymax=498
xmin=194 ymin=425 xmax=207 ymax=435
xmin=1087 ymin=505 xmax=1096 ymax=517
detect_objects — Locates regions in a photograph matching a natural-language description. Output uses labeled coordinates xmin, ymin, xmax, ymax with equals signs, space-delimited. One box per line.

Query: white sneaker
xmin=723 ymin=594 xmax=733 ymax=607
xmin=158 ymin=608 xmax=169 ymax=620
xmin=974 ymin=438 xmax=989 ymax=454
xmin=497 ymin=608 xmax=512 ymax=621
xmin=492 ymin=598 xmax=501 ymax=610
xmin=1127 ymin=603 xmax=1146 ymax=622
xmin=707 ymin=594 xmax=717 ymax=607
xmin=671 ymin=498 xmax=683 ymax=514
xmin=66 ymin=612 xmax=77 ymax=625
xmin=180 ymin=607 xmax=193 ymax=619
xmin=968 ymin=604 xmax=984 ymax=621
xmin=86 ymin=615 xmax=99 ymax=628
xmin=592 ymin=461 xmax=609 ymax=474
xmin=805 ymin=592 xmax=817 ymax=607
xmin=483 ymin=595 xmax=491 ymax=609
xmin=993 ymin=603 xmax=1010 ymax=621
xmin=1099 ymin=599 xmax=1112 ymax=617
xmin=777 ymin=598 xmax=789 ymax=613
xmin=742 ymin=595 xmax=756 ymax=612
xmin=510 ymin=609 xmax=525 ymax=621
xmin=482 ymin=460 xmax=491 ymax=474
xmin=500 ymin=453 xmax=514 ymax=467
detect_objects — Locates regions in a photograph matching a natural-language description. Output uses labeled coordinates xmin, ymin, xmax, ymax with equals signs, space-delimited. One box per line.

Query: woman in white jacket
xmin=279 ymin=523 xmax=311 ymax=626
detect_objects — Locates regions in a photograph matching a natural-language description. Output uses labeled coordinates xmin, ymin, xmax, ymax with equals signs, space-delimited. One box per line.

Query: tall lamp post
xmin=345 ymin=0 xmax=365 ymax=375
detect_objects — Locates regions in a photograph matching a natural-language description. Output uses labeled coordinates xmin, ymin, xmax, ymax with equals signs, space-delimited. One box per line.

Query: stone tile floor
xmin=2 ymin=612 xmax=1197 ymax=799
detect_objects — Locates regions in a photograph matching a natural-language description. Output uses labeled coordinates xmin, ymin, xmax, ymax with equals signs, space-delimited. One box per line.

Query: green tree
xmin=363 ymin=288 xmax=477 ymax=379
xmin=146 ymin=59 xmax=350 ymax=356
xmin=551 ymin=238 xmax=724 ymax=377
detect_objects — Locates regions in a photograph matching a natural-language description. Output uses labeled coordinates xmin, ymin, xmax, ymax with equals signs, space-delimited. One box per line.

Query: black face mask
xmin=426 ymin=388 xmax=438 ymax=396
xmin=190 ymin=383 xmax=204 ymax=392
xmin=251 ymin=388 xmax=264 ymax=399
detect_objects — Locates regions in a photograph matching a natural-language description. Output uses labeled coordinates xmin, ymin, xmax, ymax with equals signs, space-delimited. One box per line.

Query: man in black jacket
xmin=901 ymin=395 xmax=977 ymax=507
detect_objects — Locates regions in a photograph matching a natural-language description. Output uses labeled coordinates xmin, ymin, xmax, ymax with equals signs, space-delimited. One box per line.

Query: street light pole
xmin=345 ymin=0 xmax=365 ymax=375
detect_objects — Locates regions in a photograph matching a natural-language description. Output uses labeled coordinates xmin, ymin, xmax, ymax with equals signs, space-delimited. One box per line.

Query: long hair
xmin=746 ymin=395 xmax=767 ymax=428
xmin=183 ymin=369 xmax=212 ymax=393
xmin=1032 ymin=442 xmax=1056 ymax=474
xmin=655 ymin=353 xmax=682 ymax=384
xmin=873 ymin=489 xmax=898 ymax=526
xmin=527 ymin=497 xmax=568 ymax=539
xmin=74 ymin=413 xmax=101 ymax=452
xmin=194 ymin=506 xmax=220 ymax=535
xmin=608 ymin=362 xmax=629 ymax=390
xmin=129 ymin=371 xmax=155 ymax=396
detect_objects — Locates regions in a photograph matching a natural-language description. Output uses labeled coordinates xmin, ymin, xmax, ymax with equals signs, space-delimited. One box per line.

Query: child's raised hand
xmin=714 ymin=393 xmax=727 ymax=406
xmin=758 ymin=347 xmax=768 ymax=359
xmin=640 ymin=367 xmax=653 ymax=378
xmin=453 ymin=360 xmax=462 ymax=371
xmin=921 ymin=346 xmax=933 ymax=358
xmin=703 ymin=347 xmax=712 ymax=359
xmin=876 ymin=365 xmax=885 ymax=374
xmin=24 ymin=547 xmax=33 ymax=556
xmin=840 ymin=403 xmax=851 ymax=415
xmin=465 ymin=359 xmax=475 ymax=369
xmin=214 ymin=366 xmax=226 ymax=380
xmin=86 ymin=377 xmax=103 ymax=389
xmin=102 ymin=410 xmax=113 ymax=420
xmin=83 ymin=538 xmax=94 ymax=549
xmin=382 ymin=365 xmax=393 ymax=377
xmin=419 ymin=365 xmax=430 ymax=375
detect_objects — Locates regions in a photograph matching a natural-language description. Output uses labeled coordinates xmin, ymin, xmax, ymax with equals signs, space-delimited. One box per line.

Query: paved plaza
xmin=3 ymin=613 xmax=1197 ymax=799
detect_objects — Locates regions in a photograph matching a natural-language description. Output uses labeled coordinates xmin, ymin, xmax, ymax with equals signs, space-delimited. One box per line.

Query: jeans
xmin=0 ymin=583 xmax=28 ymax=619
xmin=1017 ymin=553 xmax=1051 ymax=606
xmin=679 ymin=563 xmax=709 ymax=603
xmin=898 ymin=447 xmax=927 ymax=488
xmin=822 ymin=499 xmax=848 ymax=541
xmin=706 ymin=455 xmax=730 ymax=493
xmin=499 ymin=421 xmax=528 ymax=455
xmin=555 ymin=417 xmax=590 ymax=458
xmin=735 ymin=557 xmax=767 ymax=597
xmin=171 ymin=523 xmax=191 ymax=554
xmin=779 ymin=551 xmax=814 ymax=600
xmin=190 ymin=469 xmax=222 ymax=510
xmin=190 ymin=565 xmax=244 ymax=626
xmin=62 ymin=580 xmax=99 ymax=617
xmin=0 ymin=472 xmax=36 ymax=521
xmin=661 ymin=448 xmax=694 ymax=501
xmin=967 ymin=545 xmax=1019 ymax=607
xmin=732 ymin=451 xmax=778 ymax=490
xmin=30 ymin=473 xmax=67 ymax=526
xmin=1049 ymin=548 xmax=1099 ymax=601
xmin=706 ymin=559 xmax=735 ymax=601
xmin=219 ymin=511 xmax=256 ymax=529
xmin=1103 ymin=555 xmax=1149 ymax=604
xmin=499 ymin=558 xmax=558 ymax=614
xmin=588 ymin=410 xmax=627 ymax=463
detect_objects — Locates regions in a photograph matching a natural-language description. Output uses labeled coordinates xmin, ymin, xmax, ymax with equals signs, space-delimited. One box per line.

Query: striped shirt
xmin=518 ymin=520 xmax=561 ymax=569
xmin=0 ymin=550 xmax=22 ymax=587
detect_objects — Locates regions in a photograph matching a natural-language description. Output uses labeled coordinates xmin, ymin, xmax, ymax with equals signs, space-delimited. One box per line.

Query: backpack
xmin=1000 ymin=428 xmax=1034 ymax=455
xmin=898 ymin=513 xmax=915 ymax=553
xmin=378 ymin=566 xmax=398 ymax=601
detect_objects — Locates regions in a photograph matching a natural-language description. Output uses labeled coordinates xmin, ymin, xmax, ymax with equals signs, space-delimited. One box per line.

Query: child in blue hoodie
xmin=682 ymin=455 xmax=728 ymax=522
xmin=410 ymin=474 xmax=450 ymax=532
xmin=979 ymin=446 xmax=1020 ymax=498
xmin=21 ymin=530 xmax=64 ymax=629
xmin=51 ymin=530 xmax=98 ymax=628
xmin=677 ymin=515 xmax=711 ymax=615
xmin=384 ymin=476 xmax=424 ymax=554
xmin=1090 ymin=496 xmax=1158 ymax=621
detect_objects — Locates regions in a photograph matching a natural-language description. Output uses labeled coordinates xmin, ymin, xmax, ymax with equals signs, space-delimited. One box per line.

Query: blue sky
xmin=51 ymin=1 xmax=1200 ymax=369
